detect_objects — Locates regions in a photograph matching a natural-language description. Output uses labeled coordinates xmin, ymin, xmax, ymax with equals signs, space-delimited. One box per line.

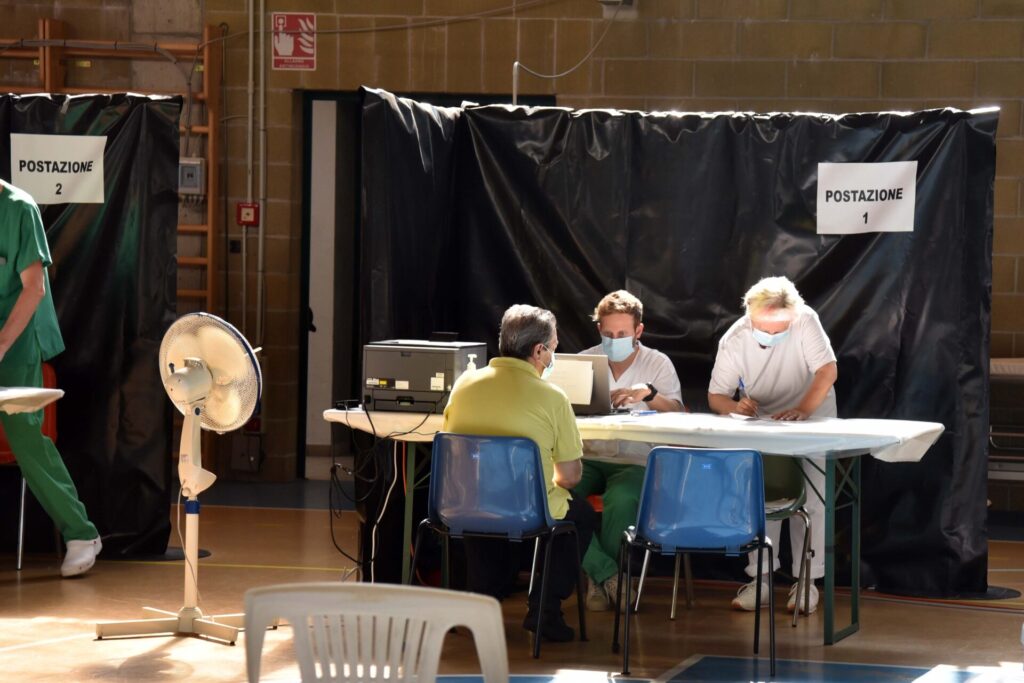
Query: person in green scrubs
xmin=0 ymin=179 xmax=101 ymax=577
xmin=574 ymin=290 xmax=685 ymax=611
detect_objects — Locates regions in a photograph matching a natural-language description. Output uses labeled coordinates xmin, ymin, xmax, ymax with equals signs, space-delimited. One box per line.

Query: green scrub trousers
xmin=0 ymin=180 xmax=96 ymax=543
xmin=2 ymin=345 xmax=97 ymax=542
xmin=574 ymin=459 xmax=645 ymax=584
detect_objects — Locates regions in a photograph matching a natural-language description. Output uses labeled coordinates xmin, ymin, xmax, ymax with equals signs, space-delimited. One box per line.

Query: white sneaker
xmin=586 ymin=576 xmax=610 ymax=611
xmin=787 ymin=581 xmax=819 ymax=614
xmin=61 ymin=537 xmax=102 ymax=577
xmin=598 ymin=577 xmax=638 ymax=614
xmin=731 ymin=579 xmax=769 ymax=611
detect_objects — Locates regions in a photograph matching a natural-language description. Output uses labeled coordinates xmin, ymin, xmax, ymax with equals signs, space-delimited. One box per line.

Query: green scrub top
xmin=0 ymin=180 xmax=65 ymax=365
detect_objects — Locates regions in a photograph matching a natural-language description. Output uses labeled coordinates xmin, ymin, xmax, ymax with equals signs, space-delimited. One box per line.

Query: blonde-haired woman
xmin=708 ymin=275 xmax=837 ymax=615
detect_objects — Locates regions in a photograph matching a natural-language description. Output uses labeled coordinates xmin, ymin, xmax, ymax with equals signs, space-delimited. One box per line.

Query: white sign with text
xmin=816 ymin=161 xmax=917 ymax=234
xmin=10 ymin=133 xmax=106 ymax=204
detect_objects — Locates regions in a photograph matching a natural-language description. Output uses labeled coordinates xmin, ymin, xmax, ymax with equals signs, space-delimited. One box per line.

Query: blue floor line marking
xmin=436 ymin=663 xmax=1005 ymax=683
xmin=665 ymin=656 xmax=980 ymax=683
xmin=437 ymin=677 xmax=651 ymax=683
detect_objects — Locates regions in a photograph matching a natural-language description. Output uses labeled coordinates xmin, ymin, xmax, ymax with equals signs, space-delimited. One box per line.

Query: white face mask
xmin=541 ymin=344 xmax=555 ymax=379
xmin=752 ymin=327 xmax=790 ymax=347
xmin=601 ymin=335 xmax=636 ymax=362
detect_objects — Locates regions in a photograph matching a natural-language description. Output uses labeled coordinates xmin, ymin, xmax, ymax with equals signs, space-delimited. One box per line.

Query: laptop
xmin=549 ymin=353 xmax=614 ymax=416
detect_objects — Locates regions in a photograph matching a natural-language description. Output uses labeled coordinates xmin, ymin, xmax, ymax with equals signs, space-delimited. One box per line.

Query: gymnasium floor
xmin=1 ymin=480 xmax=1023 ymax=682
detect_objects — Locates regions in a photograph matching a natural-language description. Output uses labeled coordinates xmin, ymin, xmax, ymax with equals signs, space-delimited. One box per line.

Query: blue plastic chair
xmin=634 ymin=455 xmax=813 ymax=627
xmin=409 ymin=433 xmax=587 ymax=659
xmin=612 ymin=447 xmax=775 ymax=677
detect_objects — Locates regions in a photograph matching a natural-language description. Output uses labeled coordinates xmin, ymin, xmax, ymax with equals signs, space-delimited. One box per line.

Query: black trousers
xmin=464 ymin=494 xmax=596 ymax=610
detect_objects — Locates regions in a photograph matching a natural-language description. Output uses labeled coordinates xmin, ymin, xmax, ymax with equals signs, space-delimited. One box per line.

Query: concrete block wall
xmin=3 ymin=0 xmax=1024 ymax=479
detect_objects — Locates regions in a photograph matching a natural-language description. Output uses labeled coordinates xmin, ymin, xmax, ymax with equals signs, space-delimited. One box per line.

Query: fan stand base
xmin=95 ymin=606 xmax=245 ymax=645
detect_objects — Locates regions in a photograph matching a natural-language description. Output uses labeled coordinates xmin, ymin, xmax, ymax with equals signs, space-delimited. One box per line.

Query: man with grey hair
xmin=444 ymin=304 xmax=596 ymax=642
xmin=708 ymin=275 xmax=837 ymax=615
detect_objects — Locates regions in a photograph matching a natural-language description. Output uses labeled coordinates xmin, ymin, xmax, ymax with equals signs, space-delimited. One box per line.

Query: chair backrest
xmin=428 ymin=433 xmax=552 ymax=539
xmin=0 ymin=362 xmax=58 ymax=466
xmin=635 ymin=447 xmax=766 ymax=555
xmin=244 ymin=582 xmax=509 ymax=683
xmin=762 ymin=454 xmax=805 ymax=503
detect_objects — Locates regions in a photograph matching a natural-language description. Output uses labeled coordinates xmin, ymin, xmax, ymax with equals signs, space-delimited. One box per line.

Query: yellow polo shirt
xmin=442 ymin=356 xmax=583 ymax=519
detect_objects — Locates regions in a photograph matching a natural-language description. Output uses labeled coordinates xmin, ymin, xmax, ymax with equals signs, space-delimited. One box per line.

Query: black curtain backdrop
xmin=359 ymin=89 xmax=463 ymax=343
xmin=1 ymin=94 xmax=179 ymax=556
xmin=360 ymin=88 xmax=995 ymax=597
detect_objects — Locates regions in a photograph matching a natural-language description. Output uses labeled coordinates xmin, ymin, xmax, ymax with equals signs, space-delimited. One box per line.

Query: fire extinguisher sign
xmin=272 ymin=13 xmax=316 ymax=71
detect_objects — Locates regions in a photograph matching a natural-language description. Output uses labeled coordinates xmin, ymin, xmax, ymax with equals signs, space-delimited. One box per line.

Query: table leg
xmin=851 ymin=456 xmax=861 ymax=629
xmin=402 ymin=442 xmax=417 ymax=585
xmin=824 ymin=458 xmax=836 ymax=644
xmin=825 ymin=455 xmax=862 ymax=645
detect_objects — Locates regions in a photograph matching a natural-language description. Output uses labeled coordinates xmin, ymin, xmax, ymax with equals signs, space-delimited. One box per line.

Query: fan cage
xmin=158 ymin=312 xmax=262 ymax=433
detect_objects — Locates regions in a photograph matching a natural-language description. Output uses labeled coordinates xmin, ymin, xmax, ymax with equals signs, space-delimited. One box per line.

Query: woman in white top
xmin=708 ymin=276 xmax=837 ymax=615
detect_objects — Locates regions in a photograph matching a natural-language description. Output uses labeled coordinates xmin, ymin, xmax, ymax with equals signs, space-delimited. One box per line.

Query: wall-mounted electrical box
xmin=178 ymin=157 xmax=206 ymax=195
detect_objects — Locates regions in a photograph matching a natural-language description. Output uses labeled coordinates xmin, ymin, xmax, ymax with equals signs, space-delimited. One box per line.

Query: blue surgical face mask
xmin=541 ymin=345 xmax=556 ymax=379
xmin=752 ymin=327 xmax=790 ymax=348
xmin=601 ymin=335 xmax=636 ymax=363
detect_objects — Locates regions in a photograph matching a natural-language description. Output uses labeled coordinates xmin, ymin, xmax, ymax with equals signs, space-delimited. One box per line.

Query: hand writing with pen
xmin=737 ymin=377 xmax=809 ymax=421
xmin=735 ymin=377 xmax=759 ymax=416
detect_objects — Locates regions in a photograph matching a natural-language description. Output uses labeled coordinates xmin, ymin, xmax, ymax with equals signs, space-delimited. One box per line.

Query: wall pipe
xmin=243 ymin=0 xmax=255 ymax=337
xmin=256 ymin=0 xmax=267 ymax=347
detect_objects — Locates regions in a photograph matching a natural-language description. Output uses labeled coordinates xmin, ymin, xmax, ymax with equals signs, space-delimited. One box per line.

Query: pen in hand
xmin=737 ymin=377 xmax=759 ymax=417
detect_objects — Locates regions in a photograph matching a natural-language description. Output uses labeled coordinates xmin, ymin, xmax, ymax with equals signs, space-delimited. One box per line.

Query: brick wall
xmin=5 ymin=0 xmax=1024 ymax=478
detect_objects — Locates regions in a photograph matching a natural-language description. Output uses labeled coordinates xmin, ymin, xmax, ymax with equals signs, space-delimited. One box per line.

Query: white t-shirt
xmin=581 ymin=341 xmax=684 ymax=410
xmin=708 ymin=306 xmax=838 ymax=418
xmin=581 ymin=341 xmax=684 ymax=461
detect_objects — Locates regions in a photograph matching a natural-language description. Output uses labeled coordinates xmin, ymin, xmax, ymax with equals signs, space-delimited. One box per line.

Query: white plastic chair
xmin=244 ymin=582 xmax=509 ymax=683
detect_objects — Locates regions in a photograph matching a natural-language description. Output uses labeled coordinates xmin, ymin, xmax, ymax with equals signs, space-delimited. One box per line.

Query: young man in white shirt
xmin=708 ymin=276 xmax=837 ymax=615
xmin=575 ymin=290 xmax=684 ymax=611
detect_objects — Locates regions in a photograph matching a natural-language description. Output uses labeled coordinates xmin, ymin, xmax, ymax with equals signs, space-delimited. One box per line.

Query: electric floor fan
xmin=96 ymin=312 xmax=262 ymax=644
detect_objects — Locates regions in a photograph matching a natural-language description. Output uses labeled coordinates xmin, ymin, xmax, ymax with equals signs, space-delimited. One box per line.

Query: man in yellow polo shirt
xmin=0 ymin=180 xmax=102 ymax=577
xmin=444 ymin=304 xmax=596 ymax=642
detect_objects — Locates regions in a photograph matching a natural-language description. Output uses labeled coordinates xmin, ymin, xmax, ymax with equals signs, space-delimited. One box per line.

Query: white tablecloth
xmin=323 ymin=408 xmax=943 ymax=463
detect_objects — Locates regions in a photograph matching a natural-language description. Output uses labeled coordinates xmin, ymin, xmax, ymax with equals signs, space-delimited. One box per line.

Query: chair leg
xmin=793 ymin=510 xmax=812 ymax=627
xmin=670 ymin=553 xmax=681 ymax=620
xmin=622 ymin=543 xmax=635 ymax=676
xmin=443 ymin=534 xmax=452 ymax=588
xmin=684 ymin=553 xmax=695 ymax=609
xmin=803 ymin=512 xmax=813 ymax=623
xmin=611 ymin=540 xmax=626 ymax=655
xmin=528 ymin=537 xmax=540 ymax=601
xmin=753 ymin=545 xmax=763 ymax=655
xmin=768 ymin=544 xmax=776 ymax=677
xmin=534 ymin=535 xmax=555 ymax=659
xmin=16 ymin=477 xmax=26 ymax=571
xmin=634 ymin=548 xmax=651 ymax=612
